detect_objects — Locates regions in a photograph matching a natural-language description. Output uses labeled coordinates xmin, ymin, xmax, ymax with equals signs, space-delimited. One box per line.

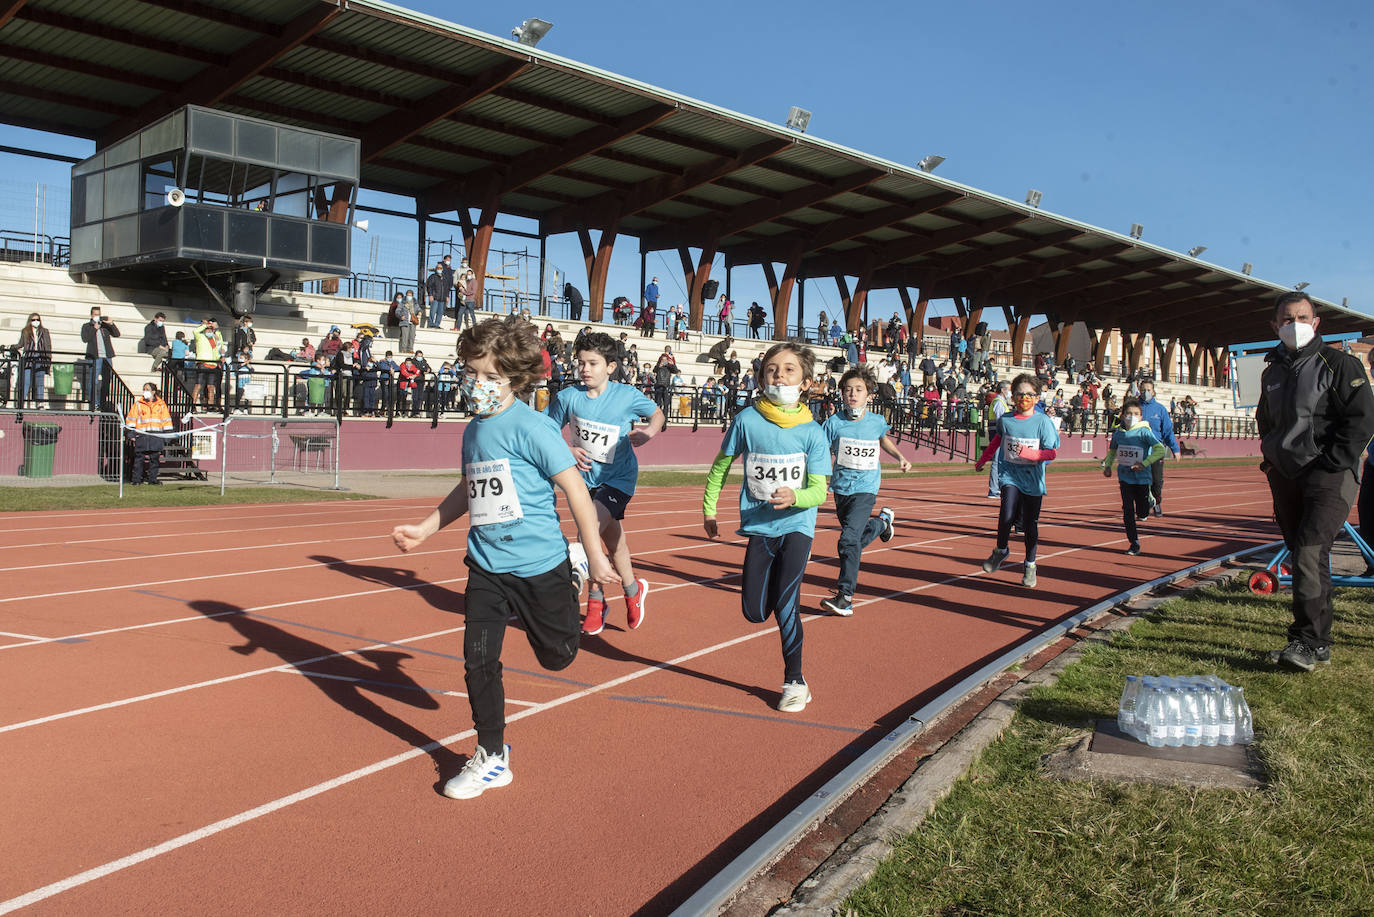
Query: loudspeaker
xmin=229 ymin=281 xmax=257 ymax=317
xmin=702 ymin=279 xmax=719 ymax=300
xmin=165 ymin=188 xmax=185 ymax=208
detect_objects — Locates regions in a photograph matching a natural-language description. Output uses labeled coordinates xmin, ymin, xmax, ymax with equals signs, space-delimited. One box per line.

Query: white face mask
xmin=30 ymin=320 xmax=40 ymax=328
xmin=764 ymin=383 xmax=801 ymax=405
xmin=142 ymin=391 xmax=153 ymax=401
xmin=1277 ymin=321 xmax=1315 ymax=351
xmin=155 ymin=320 xmax=164 ymax=327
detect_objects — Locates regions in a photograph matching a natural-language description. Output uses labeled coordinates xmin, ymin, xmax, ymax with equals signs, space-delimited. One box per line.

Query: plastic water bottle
xmin=1181 ymin=687 xmax=1202 ymax=746
xmin=1118 ymin=675 xmax=1141 ymax=735
xmin=1142 ymin=680 xmax=1167 ymax=747
xmin=1233 ymin=686 xmax=1254 ymax=745
xmin=1200 ymin=687 xmax=1220 ymax=747
xmin=1164 ymin=687 xmax=1185 ymax=747
xmin=1217 ymin=685 xmax=1237 ymax=746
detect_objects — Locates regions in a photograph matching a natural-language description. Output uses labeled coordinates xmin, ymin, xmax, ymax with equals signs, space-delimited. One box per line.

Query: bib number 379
xmin=465 ymin=458 xmax=523 ymax=526
xmin=745 ymin=452 xmax=805 ymax=502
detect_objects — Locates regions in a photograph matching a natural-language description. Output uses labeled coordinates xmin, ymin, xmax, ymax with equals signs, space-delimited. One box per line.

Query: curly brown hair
xmin=838 ymin=365 xmax=877 ymax=394
xmin=458 ymin=316 xmax=546 ymax=397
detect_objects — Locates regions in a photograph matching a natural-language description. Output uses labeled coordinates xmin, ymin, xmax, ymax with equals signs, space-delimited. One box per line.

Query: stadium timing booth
xmin=68 ymin=104 xmax=359 ymax=314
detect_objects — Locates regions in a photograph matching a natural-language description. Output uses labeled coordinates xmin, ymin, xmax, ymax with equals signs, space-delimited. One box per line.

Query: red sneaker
xmin=625 ymin=578 xmax=649 ymax=630
xmin=583 ymin=595 xmax=606 ymax=636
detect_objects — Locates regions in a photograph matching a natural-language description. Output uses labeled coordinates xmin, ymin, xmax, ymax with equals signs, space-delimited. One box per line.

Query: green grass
xmin=0 ymin=484 xmax=379 ymax=512
xmin=845 ymin=576 xmax=1374 ymax=916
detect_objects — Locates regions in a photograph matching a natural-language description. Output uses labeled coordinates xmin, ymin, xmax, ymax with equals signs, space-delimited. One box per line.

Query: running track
xmin=0 ymin=465 xmax=1278 ymax=915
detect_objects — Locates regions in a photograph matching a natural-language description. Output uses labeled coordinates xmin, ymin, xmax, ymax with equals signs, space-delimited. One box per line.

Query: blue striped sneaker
xmin=568 ymin=542 xmax=589 ymax=594
xmin=878 ymin=506 xmax=896 ymax=543
xmin=442 ymin=744 xmax=513 ymax=799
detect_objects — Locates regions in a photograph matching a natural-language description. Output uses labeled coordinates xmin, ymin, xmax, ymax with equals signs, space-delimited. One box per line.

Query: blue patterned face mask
xmin=461 ymin=376 xmax=510 ymax=416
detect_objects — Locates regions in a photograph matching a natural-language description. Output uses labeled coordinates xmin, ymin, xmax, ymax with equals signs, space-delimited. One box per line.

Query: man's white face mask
xmin=1277 ymin=321 xmax=1315 ymax=351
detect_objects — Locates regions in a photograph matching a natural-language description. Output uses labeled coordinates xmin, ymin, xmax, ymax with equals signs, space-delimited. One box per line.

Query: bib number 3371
xmin=745 ymin=452 xmax=805 ymax=502
xmin=465 ymin=459 xmax=523 ymax=526
xmin=571 ymin=416 xmax=620 ymax=464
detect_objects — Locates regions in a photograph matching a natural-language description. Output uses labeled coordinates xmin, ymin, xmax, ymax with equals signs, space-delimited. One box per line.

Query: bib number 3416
xmin=465 ymin=459 xmax=523 ymax=526
xmin=745 ymin=452 xmax=805 ymax=502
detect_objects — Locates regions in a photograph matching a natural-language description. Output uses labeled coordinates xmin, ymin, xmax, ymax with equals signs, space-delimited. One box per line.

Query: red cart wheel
xmin=1249 ymin=570 xmax=1279 ymax=595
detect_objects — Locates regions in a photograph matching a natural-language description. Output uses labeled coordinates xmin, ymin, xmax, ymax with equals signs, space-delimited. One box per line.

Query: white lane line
xmin=0 ymin=630 xmax=47 ymax=640
xmin=272 ymin=669 xmax=540 ymax=707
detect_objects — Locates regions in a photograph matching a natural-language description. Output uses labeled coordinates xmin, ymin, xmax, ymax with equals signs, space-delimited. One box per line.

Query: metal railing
xmin=0 ymin=229 xmax=70 ymax=266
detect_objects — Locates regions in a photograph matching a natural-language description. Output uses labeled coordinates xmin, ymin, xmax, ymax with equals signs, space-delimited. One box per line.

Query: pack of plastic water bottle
xmin=1116 ymin=675 xmax=1253 ymax=747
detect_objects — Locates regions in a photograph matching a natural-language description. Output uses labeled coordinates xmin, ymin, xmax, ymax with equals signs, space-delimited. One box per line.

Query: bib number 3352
xmin=745 ymin=452 xmax=805 ymax=502
xmin=465 ymin=459 xmax=523 ymax=526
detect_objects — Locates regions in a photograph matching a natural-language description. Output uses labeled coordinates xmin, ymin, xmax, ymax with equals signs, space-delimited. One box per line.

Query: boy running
xmin=974 ymin=373 xmax=1060 ymax=587
xmin=392 ymin=317 xmax=614 ymax=800
xmin=818 ymin=366 xmax=911 ymax=616
xmin=703 ymin=342 xmax=832 ymax=712
xmin=547 ymin=331 xmax=666 ymax=635
xmin=1102 ymin=397 xmax=1166 ymax=555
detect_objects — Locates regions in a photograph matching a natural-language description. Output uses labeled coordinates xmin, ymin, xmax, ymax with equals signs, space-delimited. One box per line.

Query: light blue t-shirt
xmin=462 ymin=399 xmax=576 ymax=577
xmin=1109 ymin=423 xmax=1163 ymax=486
xmin=821 ymin=409 xmax=890 ymax=496
xmin=547 ymin=382 xmax=659 ymax=495
xmin=994 ymin=412 xmax=1061 ymax=497
xmin=720 ymin=406 xmax=832 ymax=538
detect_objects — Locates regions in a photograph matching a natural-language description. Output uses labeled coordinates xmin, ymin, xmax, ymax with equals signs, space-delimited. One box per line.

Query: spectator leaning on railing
xmin=17 ymin=311 xmax=51 ymax=409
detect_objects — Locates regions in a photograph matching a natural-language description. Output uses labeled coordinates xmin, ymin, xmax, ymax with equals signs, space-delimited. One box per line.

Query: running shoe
xmin=583 ymin=594 xmax=606 ymax=636
xmin=820 ymin=593 xmax=854 ymax=616
xmin=778 ymin=680 xmax=812 ymax=713
xmin=442 ymin=744 xmax=512 ymax=799
xmin=1022 ymin=562 xmax=1038 ymax=588
xmin=878 ymin=506 xmax=896 ymax=543
xmin=1268 ymin=640 xmax=1329 ymax=670
xmin=568 ymin=542 xmax=589 ymax=594
xmin=1125 ymin=543 xmax=1141 ymax=556
xmin=625 ymin=578 xmax=649 ymax=630
xmin=1152 ymin=503 xmax=1163 ymax=517
xmin=982 ymin=547 xmax=1010 ymax=573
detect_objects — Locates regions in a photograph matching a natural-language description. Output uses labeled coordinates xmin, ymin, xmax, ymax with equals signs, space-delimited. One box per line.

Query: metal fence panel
xmin=0 ymin=409 xmax=124 ymax=495
xmin=219 ymin=416 xmax=341 ymax=494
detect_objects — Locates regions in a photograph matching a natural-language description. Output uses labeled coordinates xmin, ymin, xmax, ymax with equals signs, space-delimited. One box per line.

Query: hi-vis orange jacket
xmin=125 ymin=398 xmax=172 ymax=434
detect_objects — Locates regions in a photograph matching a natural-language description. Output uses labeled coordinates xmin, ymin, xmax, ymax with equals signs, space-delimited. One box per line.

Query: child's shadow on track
xmin=188 ymin=599 xmax=463 ymax=781
xmin=308 ymin=554 xmax=466 ymax=615
xmin=631 ymin=557 xmax=742 ymax=594
xmin=577 ymin=632 xmax=772 ymax=707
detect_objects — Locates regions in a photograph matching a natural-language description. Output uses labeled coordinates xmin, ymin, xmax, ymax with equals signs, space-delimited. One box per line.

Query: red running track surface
xmin=0 ymin=466 xmax=1278 ymax=915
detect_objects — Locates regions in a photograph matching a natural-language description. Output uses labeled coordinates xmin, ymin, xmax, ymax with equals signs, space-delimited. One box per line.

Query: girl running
xmin=1102 ymin=397 xmax=1165 ymax=555
xmin=974 ymin=373 xmax=1060 ymax=587
xmin=702 ymin=342 xmax=832 ymax=712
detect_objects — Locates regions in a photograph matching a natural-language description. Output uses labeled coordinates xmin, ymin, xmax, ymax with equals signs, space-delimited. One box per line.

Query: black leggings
xmin=1120 ymin=482 xmax=1151 ymax=544
xmin=741 ymin=532 xmax=811 ymax=683
xmin=997 ymin=485 xmax=1043 ymax=563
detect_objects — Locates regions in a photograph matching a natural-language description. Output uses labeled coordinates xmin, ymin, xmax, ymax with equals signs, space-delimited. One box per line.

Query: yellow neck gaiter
xmin=754 ymin=397 xmax=811 ymax=428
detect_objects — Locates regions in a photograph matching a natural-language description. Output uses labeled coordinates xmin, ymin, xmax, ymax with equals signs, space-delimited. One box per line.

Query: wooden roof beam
xmin=864 ymin=229 xmax=1084 ymax=288
xmin=905 ymin=238 xmax=1123 ymax=299
xmin=0 ymin=1 xmax=28 ymax=30
xmin=0 ymin=78 xmax=136 ymax=118
xmin=99 ymin=3 xmax=343 ymax=146
xmin=0 ymin=42 xmax=178 ymax=93
xmin=17 ymin=7 xmax=231 ymax=68
xmin=361 ymin=61 xmax=530 ymax=163
xmin=802 ymin=212 xmax=1028 ymax=276
xmin=420 ymin=104 xmax=676 ymax=214
xmin=977 ymin=252 xmax=1172 ymax=303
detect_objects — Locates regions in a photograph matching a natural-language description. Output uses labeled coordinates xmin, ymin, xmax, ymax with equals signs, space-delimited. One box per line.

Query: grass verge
xmin=845 ymin=575 xmax=1374 ymax=916
xmin=0 ymin=484 xmax=379 ymax=512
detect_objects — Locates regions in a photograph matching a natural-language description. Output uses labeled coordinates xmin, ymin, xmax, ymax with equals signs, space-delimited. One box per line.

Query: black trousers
xmin=463 ymin=557 xmax=580 ymax=754
xmin=1357 ymin=463 xmax=1374 ymax=553
xmin=1120 ymin=482 xmax=1151 ymax=544
xmin=1150 ymin=455 xmax=1166 ymax=507
xmin=1266 ymin=465 xmax=1356 ymax=650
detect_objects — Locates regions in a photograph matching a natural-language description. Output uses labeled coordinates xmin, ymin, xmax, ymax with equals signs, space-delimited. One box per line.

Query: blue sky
xmin=2 ymin=0 xmax=1369 ymax=330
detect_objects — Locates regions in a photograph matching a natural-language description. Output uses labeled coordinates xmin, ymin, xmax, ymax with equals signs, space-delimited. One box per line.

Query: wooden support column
xmin=966 ymin=304 xmax=985 ymax=341
xmin=1210 ymin=346 xmax=1228 ymax=387
xmin=832 ymin=274 xmax=854 ymax=331
xmin=849 ymin=255 xmax=877 ymax=340
xmin=1010 ymin=312 xmax=1032 ymax=366
xmin=1160 ymin=337 xmax=1179 ymax=383
xmin=1125 ymin=333 xmax=1146 ymax=376
xmin=467 ymin=190 xmax=500 ymax=313
xmin=898 ymin=287 xmax=928 ymax=353
xmin=587 ymin=220 xmax=620 ymax=324
xmin=761 ymin=244 xmax=804 ymax=340
xmin=952 ymin=296 xmax=968 ymax=336
xmin=677 ymin=240 xmax=719 ymax=330
xmin=1095 ymin=329 xmax=1113 ymax=373
xmin=1186 ymin=342 xmax=1206 ymax=385
xmin=1052 ymin=319 xmax=1072 ymax=366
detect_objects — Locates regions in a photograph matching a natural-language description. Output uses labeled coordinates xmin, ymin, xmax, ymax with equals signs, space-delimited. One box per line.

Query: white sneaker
xmin=1022 ymin=562 xmax=1038 ymax=588
xmin=778 ymin=680 xmax=812 ymax=713
xmin=878 ymin=506 xmax=896 ymax=543
xmin=442 ymin=744 xmax=513 ymax=799
xmin=567 ymin=542 xmax=589 ymax=594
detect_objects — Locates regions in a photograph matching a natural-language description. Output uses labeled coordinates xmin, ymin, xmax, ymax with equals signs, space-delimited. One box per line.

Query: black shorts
xmin=589 ymin=484 xmax=632 ymax=521
xmin=196 ymin=366 xmax=220 ymax=387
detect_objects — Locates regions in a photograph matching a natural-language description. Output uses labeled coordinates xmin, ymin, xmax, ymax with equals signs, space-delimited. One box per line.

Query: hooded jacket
xmin=1257 ymin=335 xmax=1374 ymax=479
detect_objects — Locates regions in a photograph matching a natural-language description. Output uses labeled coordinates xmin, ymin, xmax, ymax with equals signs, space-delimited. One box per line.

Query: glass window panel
xmin=311 ymin=223 xmax=347 ymax=268
xmin=139 ymin=208 xmax=178 ymax=252
xmin=182 ymin=207 xmax=223 ymax=252
xmin=105 ymin=135 xmax=140 ymax=167
xmin=270 ymin=218 xmax=308 ymax=262
xmin=236 ymin=120 xmax=275 ymax=164
xmin=319 ymin=138 xmax=358 ymax=181
xmin=278 ymin=130 xmax=319 ymax=173
xmin=72 ymin=152 xmax=104 ymax=176
xmin=143 ymin=157 xmax=180 ymax=210
xmin=274 ymin=171 xmax=309 ymax=218
xmin=226 ymin=211 xmax=268 ymax=256
xmin=102 ymin=214 xmax=138 ymax=259
xmin=103 ymin=163 xmax=139 ymax=218
xmin=190 ymin=109 xmax=234 ymax=155
xmin=140 ymin=110 xmax=184 ymax=160
xmin=84 ymin=171 xmax=104 ymax=223
xmin=71 ymin=223 xmax=101 ymax=265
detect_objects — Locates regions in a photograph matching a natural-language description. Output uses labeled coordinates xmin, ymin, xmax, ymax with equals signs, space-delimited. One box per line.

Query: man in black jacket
xmin=1257 ymin=291 xmax=1374 ymax=671
xmin=80 ymin=306 xmax=120 ymax=411
xmin=142 ymin=312 xmax=169 ymax=370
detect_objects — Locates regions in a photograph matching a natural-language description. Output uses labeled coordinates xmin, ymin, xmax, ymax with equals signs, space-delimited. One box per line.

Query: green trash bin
xmin=51 ymin=363 xmax=75 ymax=396
xmin=21 ymin=421 xmax=60 ymax=478
xmin=307 ymin=376 xmax=327 ymax=407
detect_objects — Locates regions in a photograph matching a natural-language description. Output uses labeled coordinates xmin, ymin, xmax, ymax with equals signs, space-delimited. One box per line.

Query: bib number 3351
xmin=745 ymin=452 xmax=805 ymax=502
xmin=465 ymin=459 xmax=524 ymax=526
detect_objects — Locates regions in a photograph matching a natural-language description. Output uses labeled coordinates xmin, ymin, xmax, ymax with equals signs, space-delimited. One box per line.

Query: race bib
xmin=837 ymin=437 xmax=879 ymax=470
xmin=745 ymin=452 xmax=806 ymax=502
xmin=1003 ymin=436 xmax=1039 ymax=465
xmin=465 ymin=459 xmax=523 ymax=526
xmin=1116 ymin=444 xmax=1144 ymax=466
xmin=571 ymin=415 xmax=621 ymax=464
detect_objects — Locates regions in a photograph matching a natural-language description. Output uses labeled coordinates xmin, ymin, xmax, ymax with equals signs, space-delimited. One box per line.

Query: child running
xmin=702 ymin=341 xmax=832 ymax=712
xmin=1102 ymin=397 xmax=1166 ymax=555
xmin=392 ymin=316 xmax=614 ymax=800
xmin=973 ymin=373 xmax=1060 ymax=587
xmin=547 ymin=331 xmax=666 ymax=635
xmin=818 ymin=366 xmax=912 ymax=616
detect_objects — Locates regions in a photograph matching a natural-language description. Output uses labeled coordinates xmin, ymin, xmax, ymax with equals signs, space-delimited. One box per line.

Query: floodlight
xmin=511 ymin=18 xmax=553 ymax=46
xmin=1241 ymin=262 xmax=1253 ymax=275
xmin=785 ymin=106 xmax=812 ymax=133
xmin=1343 ymin=297 xmax=1349 ymax=308
xmin=1129 ymin=223 xmax=1144 ymax=240
xmin=1025 ymin=189 xmax=1043 ymax=208
xmin=1187 ymin=246 xmax=1206 ymax=257
xmin=1294 ymin=282 xmax=1310 ymax=291
xmin=353 ymin=219 xmax=369 ymax=233
xmin=916 ymin=155 xmax=945 ymax=173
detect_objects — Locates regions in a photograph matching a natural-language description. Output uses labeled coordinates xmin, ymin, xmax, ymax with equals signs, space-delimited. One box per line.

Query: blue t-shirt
xmin=462 ymin=400 xmax=576 ymax=576
xmin=720 ymin=406 xmax=832 ymax=538
xmin=1109 ymin=423 xmax=1162 ymax=486
xmin=994 ymin=412 xmax=1060 ymax=497
xmin=821 ymin=410 xmax=890 ymax=496
xmin=547 ymin=382 xmax=658 ymax=495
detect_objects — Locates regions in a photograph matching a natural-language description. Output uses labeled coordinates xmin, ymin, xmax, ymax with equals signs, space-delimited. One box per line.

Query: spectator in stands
xmin=573 ymin=325 xmax=593 ymax=357
xmin=739 ymin=368 xmax=757 ymax=405
xmin=637 ymin=298 xmax=657 ymax=338
xmin=817 ymin=311 xmax=828 ymax=344
xmin=542 ymin=324 xmax=566 ymax=361
xmin=299 ymin=356 xmax=331 ymax=414
xmin=318 ymin=326 xmax=343 ymax=363
xmin=456 ymin=262 xmax=478 ymax=330
xmin=717 ymin=295 xmax=733 ymax=335
xmin=375 ymin=350 xmax=399 ymax=415
xmin=387 ymin=292 xmax=404 ymax=327
xmin=169 ymin=331 xmax=191 ymax=381
xmin=424 ymin=262 xmax=447 ymax=329
xmin=437 ymin=362 xmax=457 ymax=412
xmin=653 ymin=352 xmax=678 ymax=411
xmin=723 ymin=349 xmax=741 ymax=384
xmin=440 ymin=253 xmax=455 ymax=312
xmin=613 ymin=296 xmax=634 ymax=326
xmin=125 ymin=382 xmax=172 ymax=485
xmin=638 ymin=363 xmax=655 ymax=399
xmin=189 ymin=316 xmax=222 ymax=412
xmin=394 ymin=288 xmax=417 ymax=353
xmin=562 ymin=281 xmax=584 ymax=323
xmin=706 ymin=336 xmax=733 ymax=371
xmin=233 ymin=315 xmax=256 ymax=359
xmin=231 ymin=347 xmax=253 ymax=413
xmin=17 ymin=311 xmax=51 ymax=409
xmin=747 ymin=301 xmax=766 ymax=339
xmin=830 ymin=319 xmax=843 ymax=347
xmin=299 ymin=337 xmax=315 ymax=363
xmin=80 ymin=306 xmax=121 ymax=412
xmin=917 ymin=352 xmax=936 ymax=390
xmin=142 ymin=312 xmax=169 ymax=371
xmin=398 ymin=355 xmax=422 ymax=417
xmin=643 ymin=276 xmax=660 ymax=315
xmin=700 ymin=376 xmax=723 ymax=419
